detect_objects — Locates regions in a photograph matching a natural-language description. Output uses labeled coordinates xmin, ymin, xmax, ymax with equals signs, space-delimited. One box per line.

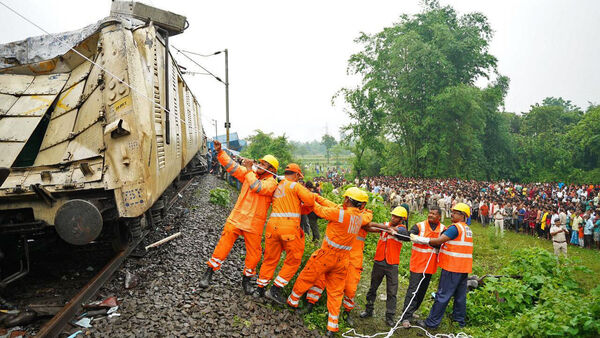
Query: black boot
xmin=386 ymin=314 xmax=396 ymax=327
xmin=359 ymin=308 xmax=373 ymax=318
xmin=199 ymin=267 xmax=214 ymax=289
xmin=298 ymin=302 xmax=314 ymax=315
xmin=326 ymin=330 xmax=335 ymax=337
xmin=242 ymin=276 xmax=255 ymax=295
xmin=342 ymin=310 xmax=354 ymax=327
xmin=253 ymin=286 xmax=266 ymax=298
xmin=265 ymin=285 xmax=286 ymax=305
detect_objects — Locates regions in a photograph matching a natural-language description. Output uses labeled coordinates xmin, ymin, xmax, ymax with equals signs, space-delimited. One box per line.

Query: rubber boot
xmin=198 ymin=267 xmax=214 ymax=289
xmin=253 ymin=286 xmax=266 ymax=298
xmin=298 ymin=302 xmax=314 ymax=315
xmin=342 ymin=310 xmax=354 ymax=327
xmin=386 ymin=314 xmax=395 ymax=327
xmin=326 ymin=330 xmax=335 ymax=337
xmin=359 ymin=308 xmax=373 ymax=318
xmin=265 ymin=285 xmax=286 ymax=305
xmin=242 ymin=276 xmax=254 ymax=295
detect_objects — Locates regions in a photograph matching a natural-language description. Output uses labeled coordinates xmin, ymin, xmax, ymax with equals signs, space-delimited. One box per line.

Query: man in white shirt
xmin=493 ymin=203 xmax=505 ymax=237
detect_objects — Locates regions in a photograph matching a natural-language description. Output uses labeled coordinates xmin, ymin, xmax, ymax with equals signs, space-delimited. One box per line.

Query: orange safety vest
xmin=438 ymin=222 xmax=473 ymax=273
xmin=217 ymin=150 xmax=278 ymax=234
xmin=374 ymin=222 xmax=405 ymax=265
xmin=266 ymin=180 xmax=315 ymax=228
xmin=410 ymin=221 xmax=445 ymax=274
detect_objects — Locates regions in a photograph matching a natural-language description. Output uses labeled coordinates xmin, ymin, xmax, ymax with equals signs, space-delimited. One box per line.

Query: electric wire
xmin=0 ymin=0 xmax=205 ymax=134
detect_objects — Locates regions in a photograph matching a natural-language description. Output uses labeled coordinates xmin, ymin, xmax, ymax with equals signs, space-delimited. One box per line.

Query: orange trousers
xmin=287 ymin=248 xmax=349 ymax=332
xmin=257 ymin=224 xmax=305 ymax=288
xmin=307 ymin=260 xmax=363 ymax=311
xmin=207 ymin=221 xmax=262 ymax=277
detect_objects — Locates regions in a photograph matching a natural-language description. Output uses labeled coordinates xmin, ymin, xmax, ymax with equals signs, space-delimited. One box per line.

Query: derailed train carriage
xmin=0 ymin=2 xmax=207 ymax=286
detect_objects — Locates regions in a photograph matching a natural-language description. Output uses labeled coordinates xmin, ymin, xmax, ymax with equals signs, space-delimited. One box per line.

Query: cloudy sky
xmin=1 ymin=0 xmax=599 ymax=142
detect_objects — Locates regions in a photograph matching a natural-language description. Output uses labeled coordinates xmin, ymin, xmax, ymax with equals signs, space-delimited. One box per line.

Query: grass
xmin=285 ymin=209 xmax=600 ymax=337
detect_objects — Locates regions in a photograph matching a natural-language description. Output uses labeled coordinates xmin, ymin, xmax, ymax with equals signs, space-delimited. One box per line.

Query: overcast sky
xmin=1 ymin=0 xmax=599 ymax=142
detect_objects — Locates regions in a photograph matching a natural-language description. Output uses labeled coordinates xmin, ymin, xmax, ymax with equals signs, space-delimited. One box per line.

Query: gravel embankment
xmin=85 ymin=174 xmax=319 ymax=337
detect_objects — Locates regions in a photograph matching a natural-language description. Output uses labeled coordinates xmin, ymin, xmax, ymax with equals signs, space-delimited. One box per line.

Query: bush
xmin=466 ymin=248 xmax=600 ymax=337
xmin=209 ymin=188 xmax=231 ymax=207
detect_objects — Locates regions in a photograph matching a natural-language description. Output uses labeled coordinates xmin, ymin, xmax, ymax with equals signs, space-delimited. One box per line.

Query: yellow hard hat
xmin=391 ymin=206 xmax=408 ymax=219
xmin=343 ymin=187 xmax=369 ymax=203
xmin=452 ymin=203 xmax=471 ymax=218
xmin=260 ymin=154 xmax=279 ymax=171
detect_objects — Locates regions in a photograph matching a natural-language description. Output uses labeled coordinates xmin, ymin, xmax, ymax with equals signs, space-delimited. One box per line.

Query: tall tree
xmin=321 ymin=134 xmax=337 ymax=164
xmin=342 ymin=0 xmax=501 ymax=178
xmin=242 ymin=130 xmax=293 ymax=173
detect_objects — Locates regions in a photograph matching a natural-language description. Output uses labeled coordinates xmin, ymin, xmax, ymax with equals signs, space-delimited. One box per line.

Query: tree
xmin=341 ymin=0 xmax=502 ymax=179
xmin=321 ymin=134 xmax=337 ymax=164
xmin=242 ymin=130 xmax=293 ymax=173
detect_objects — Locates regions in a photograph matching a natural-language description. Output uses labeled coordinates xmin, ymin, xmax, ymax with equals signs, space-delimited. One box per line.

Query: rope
xmin=342 ymin=243 xmax=472 ymax=338
xmin=0 ymin=0 xmax=204 ymax=134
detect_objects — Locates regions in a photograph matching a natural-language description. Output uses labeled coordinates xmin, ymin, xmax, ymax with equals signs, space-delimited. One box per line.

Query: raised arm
xmin=217 ymin=150 xmax=248 ymax=182
xmin=245 ymin=173 xmax=278 ymax=196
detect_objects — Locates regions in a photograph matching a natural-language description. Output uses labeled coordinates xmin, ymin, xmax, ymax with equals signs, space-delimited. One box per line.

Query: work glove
xmin=410 ymin=233 xmax=430 ymax=245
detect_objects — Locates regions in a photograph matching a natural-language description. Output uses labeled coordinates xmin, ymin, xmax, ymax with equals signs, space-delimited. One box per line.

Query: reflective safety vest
xmin=410 ymin=221 xmax=445 ymax=274
xmin=438 ymin=222 xmax=473 ymax=273
xmin=374 ymin=222 xmax=405 ymax=265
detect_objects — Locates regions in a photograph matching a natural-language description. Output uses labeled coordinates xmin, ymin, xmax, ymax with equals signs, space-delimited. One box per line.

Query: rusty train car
xmin=0 ymin=2 xmax=207 ymax=285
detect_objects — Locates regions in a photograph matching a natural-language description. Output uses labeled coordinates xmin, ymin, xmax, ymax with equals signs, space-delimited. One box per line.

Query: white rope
xmin=0 ymin=0 xmax=204 ymax=134
xmin=342 ymin=244 xmax=472 ymax=338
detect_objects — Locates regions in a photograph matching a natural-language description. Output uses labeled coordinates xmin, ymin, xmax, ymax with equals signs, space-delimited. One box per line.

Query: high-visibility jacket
xmin=266 ymin=180 xmax=315 ymax=228
xmin=410 ymin=221 xmax=445 ymax=274
xmin=349 ymin=227 xmax=367 ymax=268
xmin=312 ymin=195 xmax=373 ymax=254
xmin=374 ymin=222 xmax=405 ymax=265
xmin=438 ymin=222 xmax=473 ymax=273
xmin=217 ymin=150 xmax=278 ymax=234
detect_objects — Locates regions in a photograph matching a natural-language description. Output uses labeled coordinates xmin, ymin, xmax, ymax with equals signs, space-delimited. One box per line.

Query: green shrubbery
xmin=466 ymin=248 xmax=600 ymax=337
xmin=209 ymin=188 xmax=231 ymax=207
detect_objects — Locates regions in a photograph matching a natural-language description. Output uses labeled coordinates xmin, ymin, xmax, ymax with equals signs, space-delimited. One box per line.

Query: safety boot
xmin=253 ymin=286 xmax=266 ymax=298
xmin=265 ymin=285 xmax=286 ymax=305
xmin=342 ymin=310 xmax=354 ymax=327
xmin=242 ymin=276 xmax=255 ymax=295
xmin=359 ymin=308 xmax=373 ymax=318
xmin=385 ymin=314 xmax=396 ymax=327
xmin=298 ymin=302 xmax=314 ymax=315
xmin=198 ymin=267 xmax=214 ymax=289
xmin=325 ymin=330 xmax=335 ymax=337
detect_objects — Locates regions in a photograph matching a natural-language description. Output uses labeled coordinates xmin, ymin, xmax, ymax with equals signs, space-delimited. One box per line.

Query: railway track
xmin=30 ymin=177 xmax=196 ymax=338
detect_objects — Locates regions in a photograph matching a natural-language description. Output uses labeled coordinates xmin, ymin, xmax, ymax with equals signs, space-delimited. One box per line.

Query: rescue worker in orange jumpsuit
xmin=255 ymin=163 xmax=317 ymax=304
xmin=359 ymin=206 xmax=409 ymax=327
xmin=287 ymin=187 xmax=373 ymax=337
xmin=199 ymin=140 xmax=279 ymax=294
xmin=400 ymin=206 xmax=445 ymax=328
xmin=412 ymin=203 xmax=473 ymax=329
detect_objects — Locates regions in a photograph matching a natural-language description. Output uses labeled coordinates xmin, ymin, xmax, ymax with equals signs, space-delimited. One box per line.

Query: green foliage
xmin=241 ymin=130 xmax=294 ymax=173
xmin=209 ymin=188 xmax=230 ymax=206
xmin=321 ymin=134 xmax=337 ymax=164
xmin=336 ymin=0 xmax=600 ymax=183
xmin=466 ymin=248 xmax=600 ymax=337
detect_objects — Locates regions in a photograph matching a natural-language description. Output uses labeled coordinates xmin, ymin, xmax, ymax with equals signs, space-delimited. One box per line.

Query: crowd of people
xmin=318 ymin=175 xmax=600 ymax=253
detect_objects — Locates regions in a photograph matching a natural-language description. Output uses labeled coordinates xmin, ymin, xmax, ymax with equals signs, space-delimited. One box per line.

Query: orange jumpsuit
xmin=306 ymin=227 xmax=367 ymax=312
xmin=287 ymin=196 xmax=373 ymax=333
xmin=206 ymin=150 xmax=278 ymax=277
xmin=256 ymin=180 xmax=316 ymax=289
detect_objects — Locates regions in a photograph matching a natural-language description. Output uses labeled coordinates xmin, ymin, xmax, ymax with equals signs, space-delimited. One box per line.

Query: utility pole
xmin=224 ymin=48 xmax=230 ymax=148
xmin=211 ymin=119 xmax=217 ymax=139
